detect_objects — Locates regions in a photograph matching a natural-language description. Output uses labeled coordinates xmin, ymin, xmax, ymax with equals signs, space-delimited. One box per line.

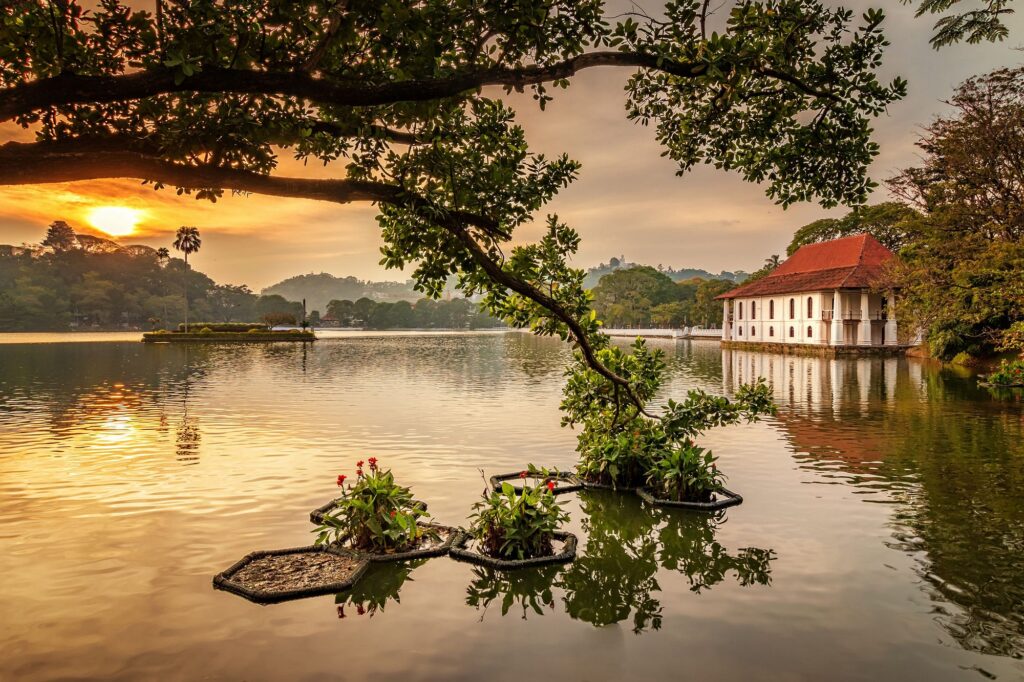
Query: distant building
xmin=716 ymin=234 xmax=900 ymax=349
xmin=318 ymin=313 xmax=341 ymax=328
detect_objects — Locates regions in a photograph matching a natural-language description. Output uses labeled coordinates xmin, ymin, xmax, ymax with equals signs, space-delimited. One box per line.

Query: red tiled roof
xmin=717 ymin=234 xmax=896 ymax=299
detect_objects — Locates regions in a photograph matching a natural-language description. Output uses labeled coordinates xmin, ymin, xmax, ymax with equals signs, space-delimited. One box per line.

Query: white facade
xmin=721 ymin=288 xmax=898 ymax=347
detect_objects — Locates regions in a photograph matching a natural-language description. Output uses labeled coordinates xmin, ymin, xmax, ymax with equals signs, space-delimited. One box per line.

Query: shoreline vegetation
xmin=142 ymin=329 xmax=316 ymax=343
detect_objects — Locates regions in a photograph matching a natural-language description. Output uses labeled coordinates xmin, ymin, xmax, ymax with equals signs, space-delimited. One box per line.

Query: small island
xmin=143 ymin=322 xmax=315 ymax=343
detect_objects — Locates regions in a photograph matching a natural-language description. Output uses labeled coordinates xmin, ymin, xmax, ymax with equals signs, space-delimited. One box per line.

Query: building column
xmin=830 ymin=289 xmax=843 ymax=346
xmin=884 ymin=290 xmax=898 ymax=346
xmin=722 ymin=300 xmax=730 ymax=340
xmin=858 ymin=289 xmax=872 ymax=346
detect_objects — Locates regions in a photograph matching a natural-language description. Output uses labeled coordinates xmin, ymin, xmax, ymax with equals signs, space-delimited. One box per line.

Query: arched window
xmin=739 ymin=302 xmax=744 ymax=320
xmin=750 ymin=326 xmax=755 ymax=337
xmin=769 ymin=300 xmax=775 ymax=319
xmin=807 ymin=296 xmax=814 ymax=318
xmin=789 ymin=298 xmax=795 ymax=319
xmin=769 ymin=326 xmax=774 ymax=337
xmin=751 ymin=301 xmax=757 ymax=319
xmin=807 ymin=326 xmax=813 ymax=338
xmin=789 ymin=326 xmax=795 ymax=338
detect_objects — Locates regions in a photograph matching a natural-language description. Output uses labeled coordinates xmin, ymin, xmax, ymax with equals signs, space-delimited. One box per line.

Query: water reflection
xmin=2 ymin=335 xmax=1023 ymax=679
xmin=466 ymin=564 xmax=561 ymax=621
xmin=335 ymin=560 xmax=426 ymax=618
xmin=723 ymin=349 xmax=1024 ymax=659
xmin=464 ymin=490 xmax=776 ymax=633
xmin=562 ymin=491 xmax=775 ymax=632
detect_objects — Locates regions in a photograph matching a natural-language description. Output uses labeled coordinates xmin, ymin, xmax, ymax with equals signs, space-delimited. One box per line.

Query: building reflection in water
xmin=721 ymin=348 xmax=1024 ymax=660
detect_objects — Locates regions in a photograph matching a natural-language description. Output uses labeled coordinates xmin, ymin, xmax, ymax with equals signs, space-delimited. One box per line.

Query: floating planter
xmin=333 ymin=522 xmax=460 ymax=562
xmin=213 ymin=545 xmax=369 ymax=604
xmin=449 ymin=530 xmax=578 ymax=569
xmin=309 ymin=497 xmax=341 ymax=525
xmin=636 ymin=486 xmax=743 ymax=511
xmin=489 ymin=469 xmax=582 ymax=495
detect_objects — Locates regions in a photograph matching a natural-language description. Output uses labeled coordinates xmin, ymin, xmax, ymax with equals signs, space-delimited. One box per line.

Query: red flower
xmin=336 ymin=474 xmax=347 ymax=487
xmin=520 ymin=471 xmax=528 ymax=479
xmin=390 ymin=510 xmax=397 ymax=518
xmin=356 ymin=468 xmax=364 ymax=477
xmin=356 ymin=460 xmax=364 ymax=468
xmin=547 ymin=481 xmax=556 ymax=492
xmin=368 ymin=457 xmax=378 ymax=470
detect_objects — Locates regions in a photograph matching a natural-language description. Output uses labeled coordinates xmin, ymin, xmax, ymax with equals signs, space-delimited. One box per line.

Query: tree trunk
xmin=183 ymin=252 xmax=189 ymax=332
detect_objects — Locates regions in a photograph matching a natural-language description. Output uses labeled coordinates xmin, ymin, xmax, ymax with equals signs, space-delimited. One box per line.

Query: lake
xmin=1 ymin=332 xmax=1022 ymax=680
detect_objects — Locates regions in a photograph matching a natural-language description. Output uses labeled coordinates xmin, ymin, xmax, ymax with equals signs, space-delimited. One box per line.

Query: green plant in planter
xmin=645 ymin=441 xmax=724 ymax=503
xmin=986 ymin=359 xmax=1024 ymax=386
xmin=314 ymin=458 xmax=435 ymax=553
xmin=562 ymin=338 xmax=775 ymax=491
xmin=469 ymin=474 xmax=568 ymax=560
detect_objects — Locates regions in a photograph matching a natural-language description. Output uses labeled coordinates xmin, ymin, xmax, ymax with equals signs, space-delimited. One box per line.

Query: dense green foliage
xmin=786 ymin=202 xmax=920 ymax=255
xmin=314 ymin=459 xmax=435 ymax=553
xmin=0 ymin=225 xmax=300 ymax=330
xmin=645 ymin=441 xmax=724 ymax=502
xmin=263 ymin=272 xmax=424 ymax=313
xmin=985 ymin=359 xmax=1024 ymax=387
xmin=324 ymin=296 xmax=502 ymax=330
xmin=469 ymin=476 xmax=569 ymax=560
xmin=887 ymin=67 xmax=1024 ymax=360
xmin=561 ymin=338 xmax=775 ymax=496
xmin=592 ymin=266 xmax=733 ymax=327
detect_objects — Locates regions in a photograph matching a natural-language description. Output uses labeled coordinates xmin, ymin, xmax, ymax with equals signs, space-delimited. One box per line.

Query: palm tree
xmin=765 ymin=254 xmax=781 ymax=270
xmin=156 ymin=246 xmax=170 ymax=265
xmin=172 ymin=227 xmax=201 ymax=331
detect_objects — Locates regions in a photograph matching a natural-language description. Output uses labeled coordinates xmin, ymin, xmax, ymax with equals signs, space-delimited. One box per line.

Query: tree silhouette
xmin=172 ymin=227 xmax=201 ymax=331
xmin=41 ymin=221 xmax=77 ymax=252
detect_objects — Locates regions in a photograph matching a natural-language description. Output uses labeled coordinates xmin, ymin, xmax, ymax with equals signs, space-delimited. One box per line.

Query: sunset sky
xmin=1 ymin=2 xmax=1022 ymax=290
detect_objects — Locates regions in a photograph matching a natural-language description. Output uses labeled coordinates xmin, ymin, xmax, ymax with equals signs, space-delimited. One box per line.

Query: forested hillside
xmin=0 ymin=224 xmax=300 ymax=331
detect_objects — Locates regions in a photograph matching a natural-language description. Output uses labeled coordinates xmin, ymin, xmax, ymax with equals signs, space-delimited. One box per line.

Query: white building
xmin=717 ymin=234 xmax=900 ymax=349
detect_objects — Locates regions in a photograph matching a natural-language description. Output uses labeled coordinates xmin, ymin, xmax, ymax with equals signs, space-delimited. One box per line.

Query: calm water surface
xmin=1 ymin=332 xmax=1022 ymax=681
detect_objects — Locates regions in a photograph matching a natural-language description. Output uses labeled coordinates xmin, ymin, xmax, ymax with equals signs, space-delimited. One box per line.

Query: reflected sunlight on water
xmin=0 ymin=332 xmax=1022 ymax=681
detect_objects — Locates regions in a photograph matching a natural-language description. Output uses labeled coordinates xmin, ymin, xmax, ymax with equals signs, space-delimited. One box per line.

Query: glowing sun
xmin=85 ymin=206 xmax=145 ymax=237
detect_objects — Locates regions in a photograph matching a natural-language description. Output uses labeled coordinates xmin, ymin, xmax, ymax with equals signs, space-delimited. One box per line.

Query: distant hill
xmin=583 ymin=257 xmax=748 ymax=289
xmin=261 ymin=272 xmax=424 ymax=313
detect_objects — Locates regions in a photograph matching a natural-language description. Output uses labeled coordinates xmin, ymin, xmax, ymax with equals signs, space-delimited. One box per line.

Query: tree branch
xmin=0 ymin=51 xmax=725 ymax=122
xmin=438 ymin=219 xmax=656 ymax=417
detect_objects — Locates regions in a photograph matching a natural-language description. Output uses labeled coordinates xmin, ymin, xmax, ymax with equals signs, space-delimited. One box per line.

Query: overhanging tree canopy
xmin=1 ymin=0 xmax=907 ymax=406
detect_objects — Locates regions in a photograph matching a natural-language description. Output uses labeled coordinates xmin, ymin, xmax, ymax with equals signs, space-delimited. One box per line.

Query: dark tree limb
xmin=439 ymin=219 xmax=656 ymax=417
xmin=0 ymin=50 xmax=838 ymax=122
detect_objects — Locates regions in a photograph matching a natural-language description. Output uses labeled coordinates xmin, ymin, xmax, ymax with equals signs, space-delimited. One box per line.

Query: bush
xmin=987 ymin=359 xmax=1024 ymax=386
xmin=469 ymin=473 xmax=568 ymax=560
xmin=198 ymin=327 xmax=213 ymax=335
xmin=177 ymin=322 xmax=267 ymax=332
xmin=645 ymin=440 xmax=724 ymax=502
xmin=950 ymin=351 xmax=978 ymax=367
xmin=313 ymin=459 xmax=434 ymax=553
xmin=562 ymin=338 xmax=775 ymax=490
